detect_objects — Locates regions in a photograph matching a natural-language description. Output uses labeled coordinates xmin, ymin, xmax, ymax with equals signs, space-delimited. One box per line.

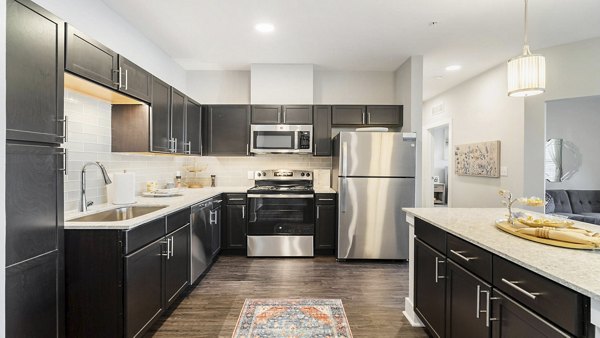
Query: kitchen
xmin=3 ymin=0 xmax=600 ymax=337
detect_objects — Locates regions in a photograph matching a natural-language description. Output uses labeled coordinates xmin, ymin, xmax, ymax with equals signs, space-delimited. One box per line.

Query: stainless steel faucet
xmin=80 ymin=162 xmax=112 ymax=212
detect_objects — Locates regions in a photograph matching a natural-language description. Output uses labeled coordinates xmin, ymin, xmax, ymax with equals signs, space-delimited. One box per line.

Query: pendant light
xmin=507 ymin=0 xmax=546 ymax=97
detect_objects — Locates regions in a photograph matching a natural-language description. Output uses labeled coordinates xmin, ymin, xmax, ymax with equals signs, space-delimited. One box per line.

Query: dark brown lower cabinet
xmin=415 ymin=238 xmax=446 ymax=338
xmin=224 ymin=204 xmax=247 ymax=250
xmin=165 ymin=224 xmax=191 ymax=306
xmin=445 ymin=261 xmax=491 ymax=338
xmin=125 ymin=238 xmax=165 ymax=338
xmin=315 ymin=194 xmax=336 ymax=254
xmin=491 ymin=290 xmax=569 ymax=338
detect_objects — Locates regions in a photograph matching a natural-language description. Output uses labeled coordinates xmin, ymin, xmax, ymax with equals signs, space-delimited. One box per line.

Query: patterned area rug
xmin=232 ymin=299 xmax=353 ymax=338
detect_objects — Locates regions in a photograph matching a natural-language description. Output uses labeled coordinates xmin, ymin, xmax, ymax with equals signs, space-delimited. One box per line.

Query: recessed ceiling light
xmin=445 ymin=65 xmax=462 ymax=71
xmin=255 ymin=23 xmax=275 ymax=33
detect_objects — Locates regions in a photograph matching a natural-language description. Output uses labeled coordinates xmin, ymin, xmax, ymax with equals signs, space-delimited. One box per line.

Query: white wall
xmin=524 ymin=38 xmax=600 ymax=198
xmin=1 ymin=0 xmax=7 ymax=331
xmin=545 ymin=95 xmax=600 ymax=190
xmin=314 ymin=70 xmax=395 ymax=104
xmin=186 ymin=70 xmax=250 ymax=104
xmin=251 ymin=64 xmax=314 ymax=104
xmin=423 ymin=64 xmax=525 ymax=207
xmin=33 ymin=0 xmax=187 ymax=90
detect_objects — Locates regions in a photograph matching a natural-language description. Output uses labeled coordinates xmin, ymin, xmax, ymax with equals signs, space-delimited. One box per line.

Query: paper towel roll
xmin=112 ymin=171 xmax=136 ymax=205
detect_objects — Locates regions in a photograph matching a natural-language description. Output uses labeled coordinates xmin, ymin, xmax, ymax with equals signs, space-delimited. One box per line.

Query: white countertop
xmin=404 ymin=208 xmax=600 ymax=301
xmin=314 ymin=187 xmax=336 ymax=194
xmin=65 ymin=186 xmax=250 ymax=230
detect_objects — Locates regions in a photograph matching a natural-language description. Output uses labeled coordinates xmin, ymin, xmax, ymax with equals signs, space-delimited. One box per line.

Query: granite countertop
xmin=65 ymin=186 xmax=250 ymax=230
xmin=404 ymin=207 xmax=600 ymax=301
xmin=314 ymin=187 xmax=336 ymax=194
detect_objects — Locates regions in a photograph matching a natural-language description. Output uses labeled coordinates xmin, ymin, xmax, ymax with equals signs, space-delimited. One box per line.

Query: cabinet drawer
xmin=225 ymin=193 xmax=247 ymax=205
xmin=124 ymin=218 xmax=166 ymax=254
xmin=316 ymin=194 xmax=336 ymax=205
xmin=447 ymin=234 xmax=492 ymax=283
xmin=493 ymin=255 xmax=588 ymax=336
xmin=166 ymin=208 xmax=190 ymax=234
xmin=414 ymin=218 xmax=446 ymax=253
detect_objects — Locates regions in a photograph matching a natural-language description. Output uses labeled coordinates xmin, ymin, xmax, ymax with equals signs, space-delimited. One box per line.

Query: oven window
xmin=254 ymin=131 xmax=295 ymax=149
xmin=247 ymin=197 xmax=314 ymax=235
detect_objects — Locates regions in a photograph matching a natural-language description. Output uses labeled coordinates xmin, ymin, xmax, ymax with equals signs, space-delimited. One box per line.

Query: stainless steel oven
xmin=250 ymin=124 xmax=312 ymax=154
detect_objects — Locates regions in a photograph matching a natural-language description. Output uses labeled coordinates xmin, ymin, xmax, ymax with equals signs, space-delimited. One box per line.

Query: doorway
xmin=422 ymin=121 xmax=451 ymax=207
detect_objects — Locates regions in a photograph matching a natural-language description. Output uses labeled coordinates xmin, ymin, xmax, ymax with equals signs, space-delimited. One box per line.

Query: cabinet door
xmin=332 ymin=105 xmax=366 ymax=125
xmin=125 ymin=238 xmax=164 ymax=338
xmin=225 ymin=205 xmax=247 ymax=249
xmin=151 ymin=77 xmax=171 ymax=153
xmin=118 ymin=56 xmax=152 ymax=102
xmin=6 ymin=251 xmax=61 ymax=338
xmin=315 ymin=204 xmax=336 ymax=250
xmin=65 ymin=24 xmax=117 ymax=89
xmin=251 ymin=105 xmax=282 ymax=124
xmin=6 ymin=143 xmax=63 ymax=265
xmin=185 ymin=98 xmax=202 ymax=155
xmin=171 ymin=88 xmax=186 ymax=153
xmin=313 ymin=106 xmax=332 ymax=156
xmin=492 ymin=290 xmax=569 ymax=338
xmin=283 ymin=105 xmax=312 ymax=124
xmin=446 ymin=260 xmax=491 ymax=338
xmin=203 ymin=105 xmax=251 ymax=156
xmin=165 ymin=225 xmax=190 ymax=307
xmin=366 ymin=105 xmax=402 ymax=125
xmin=211 ymin=208 xmax=222 ymax=258
xmin=7 ymin=0 xmax=64 ymax=144
xmin=415 ymin=238 xmax=446 ymax=338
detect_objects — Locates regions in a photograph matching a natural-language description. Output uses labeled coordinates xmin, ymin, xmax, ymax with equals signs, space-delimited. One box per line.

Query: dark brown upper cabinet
xmin=203 ymin=105 xmax=251 ymax=156
xmin=117 ymin=56 xmax=153 ymax=102
xmin=170 ymin=88 xmax=186 ymax=153
xmin=313 ymin=105 xmax=332 ymax=156
xmin=366 ymin=105 xmax=403 ymax=125
xmin=151 ymin=77 xmax=171 ymax=153
xmin=251 ymin=105 xmax=312 ymax=124
xmin=185 ymin=98 xmax=202 ymax=155
xmin=66 ymin=25 xmax=153 ymax=103
xmin=7 ymin=0 xmax=65 ymax=144
xmin=65 ymin=24 xmax=118 ymax=89
xmin=332 ymin=105 xmax=403 ymax=127
xmin=251 ymin=105 xmax=282 ymax=124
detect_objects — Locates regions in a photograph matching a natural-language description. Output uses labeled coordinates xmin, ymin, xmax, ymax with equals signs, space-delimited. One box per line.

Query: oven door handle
xmin=247 ymin=194 xmax=314 ymax=199
xmin=294 ymin=131 xmax=299 ymax=150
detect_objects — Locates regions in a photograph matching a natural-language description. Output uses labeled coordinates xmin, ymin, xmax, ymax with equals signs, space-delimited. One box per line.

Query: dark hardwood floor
xmin=145 ymin=255 xmax=428 ymax=337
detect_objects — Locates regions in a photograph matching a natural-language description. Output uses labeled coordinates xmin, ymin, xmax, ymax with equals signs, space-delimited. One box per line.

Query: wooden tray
xmin=495 ymin=220 xmax=598 ymax=250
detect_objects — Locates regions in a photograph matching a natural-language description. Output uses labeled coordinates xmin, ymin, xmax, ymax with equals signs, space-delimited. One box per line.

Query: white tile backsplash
xmin=63 ymin=89 xmax=332 ymax=212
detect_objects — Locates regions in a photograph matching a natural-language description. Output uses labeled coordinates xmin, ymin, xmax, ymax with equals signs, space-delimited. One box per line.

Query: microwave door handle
xmin=294 ymin=131 xmax=299 ymax=150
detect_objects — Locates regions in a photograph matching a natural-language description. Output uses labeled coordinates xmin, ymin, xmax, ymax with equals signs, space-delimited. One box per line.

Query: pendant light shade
xmin=507 ymin=0 xmax=545 ymax=97
xmin=507 ymin=45 xmax=546 ymax=97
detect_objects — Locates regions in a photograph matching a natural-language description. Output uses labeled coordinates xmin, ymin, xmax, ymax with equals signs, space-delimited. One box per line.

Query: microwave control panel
xmin=298 ymin=132 xmax=311 ymax=149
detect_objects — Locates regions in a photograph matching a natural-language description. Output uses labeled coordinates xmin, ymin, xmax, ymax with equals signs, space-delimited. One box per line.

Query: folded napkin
xmin=517 ymin=227 xmax=600 ymax=247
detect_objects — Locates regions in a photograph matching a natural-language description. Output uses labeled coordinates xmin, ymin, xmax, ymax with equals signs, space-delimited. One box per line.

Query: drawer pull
xmin=435 ymin=257 xmax=446 ymax=283
xmin=229 ymin=198 xmax=244 ymax=201
xmin=450 ymin=249 xmax=477 ymax=262
xmin=319 ymin=198 xmax=334 ymax=201
xmin=501 ymin=278 xmax=541 ymax=299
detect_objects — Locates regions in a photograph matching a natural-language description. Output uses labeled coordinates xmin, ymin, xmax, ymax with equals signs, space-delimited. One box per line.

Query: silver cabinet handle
xmin=58 ymin=149 xmax=68 ymax=176
xmin=434 ymin=257 xmax=445 ymax=283
xmin=367 ymin=111 xmax=371 ymax=124
xmin=229 ymin=198 xmax=244 ymax=201
xmin=501 ymin=278 xmax=541 ymax=299
xmin=319 ymin=198 xmax=334 ymax=201
xmin=450 ymin=249 xmax=477 ymax=262
xmin=185 ymin=141 xmax=191 ymax=154
xmin=58 ymin=115 xmax=68 ymax=142
xmin=170 ymin=236 xmax=174 ymax=258
xmin=124 ymin=69 xmax=128 ymax=90
xmin=241 ymin=206 xmax=245 ymax=219
xmin=161 ymin=238 xmax=171 ymax=259
xmin=283 ymin=111 xmax=286 ymax=124
xmin=480 ymin=289 xmax=490 ymax=327
xmin=173 ymin=138 xmax=178 ymax=153
xmin=476 ymin=285 xmax=481 ymax=319
xmin=314 ymin=142 xmax=318 ymax=155
xmin=246 ymin=144 xmax=249 ymax=156
xmin=113 ymin=67 xmax=122 ymax=88
xmin=362 ymin=112 xmax=366 ymax=124
xmin=316 ymin=205 xmax=320 ymax=219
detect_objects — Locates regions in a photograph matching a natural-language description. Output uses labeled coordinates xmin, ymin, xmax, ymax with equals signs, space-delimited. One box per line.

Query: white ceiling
xmin=101 ymin=0 xmax=600 ymax=100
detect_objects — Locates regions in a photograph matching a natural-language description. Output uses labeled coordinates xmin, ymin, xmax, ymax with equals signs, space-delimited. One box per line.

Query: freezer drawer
xmin=337 ymin=177 xmax=415 ymax=259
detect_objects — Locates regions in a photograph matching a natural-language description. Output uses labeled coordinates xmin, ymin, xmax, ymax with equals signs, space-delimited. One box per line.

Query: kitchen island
xmin=403 ymin=208 xmax=600 ymax=338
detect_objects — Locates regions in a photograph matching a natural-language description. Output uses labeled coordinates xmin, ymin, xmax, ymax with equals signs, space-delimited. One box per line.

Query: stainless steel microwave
xmin=250 ymin=125 xmax=313 ymax=154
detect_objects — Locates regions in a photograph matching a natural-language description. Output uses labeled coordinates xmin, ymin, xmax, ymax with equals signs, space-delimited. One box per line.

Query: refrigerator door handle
xmin=340 ymin=178 xmax=347 ymax=213
xmin=342 ymin=141 xmax=348 ymax=177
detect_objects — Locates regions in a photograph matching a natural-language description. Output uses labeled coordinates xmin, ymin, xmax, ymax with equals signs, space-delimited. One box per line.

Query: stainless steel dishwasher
xmin=190 ymin=201 xmax=211 ymax=284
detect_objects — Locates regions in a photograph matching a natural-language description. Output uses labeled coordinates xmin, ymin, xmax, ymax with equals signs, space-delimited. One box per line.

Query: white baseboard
xmin=403 ymin=297 xmax=424 ymax=327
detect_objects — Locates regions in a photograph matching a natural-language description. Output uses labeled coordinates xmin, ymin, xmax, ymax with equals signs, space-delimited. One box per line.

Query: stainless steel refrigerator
xmin=332 ymin=131 xmax=416 ymax=260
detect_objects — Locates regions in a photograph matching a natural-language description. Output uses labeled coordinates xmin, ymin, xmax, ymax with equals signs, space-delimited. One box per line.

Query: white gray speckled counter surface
xmin=314 ymin=187 xmax=336 ymax=194
xmin=403 ymin=208 xmax=600 ymax=302
xmin=65 ymin=186 xmax=250 ymax=230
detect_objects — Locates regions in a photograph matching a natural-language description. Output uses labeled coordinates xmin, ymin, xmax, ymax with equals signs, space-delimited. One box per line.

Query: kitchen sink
xmin=68 ymin=205 xmax=168 ymax=222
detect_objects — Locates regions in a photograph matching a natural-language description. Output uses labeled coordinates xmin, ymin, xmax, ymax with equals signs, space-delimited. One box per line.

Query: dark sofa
xmin=546 ymin=190 xmax=600 ymax=225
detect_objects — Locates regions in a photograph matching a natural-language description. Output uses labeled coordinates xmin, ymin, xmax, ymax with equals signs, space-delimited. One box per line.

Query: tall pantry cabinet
xmin=6 ymin=0 xmax=66 ymax=336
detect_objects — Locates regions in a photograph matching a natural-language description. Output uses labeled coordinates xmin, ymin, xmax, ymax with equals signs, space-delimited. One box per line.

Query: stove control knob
xmin=306 ymin=173 xmax=311 ymax=177
xmin=301 ymin=172 xmax=305 ymax=177
xmin=257 ymin=172 xmax=261 ymax=177
xmin=262 ymin=171 xmax=266 ymax=176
